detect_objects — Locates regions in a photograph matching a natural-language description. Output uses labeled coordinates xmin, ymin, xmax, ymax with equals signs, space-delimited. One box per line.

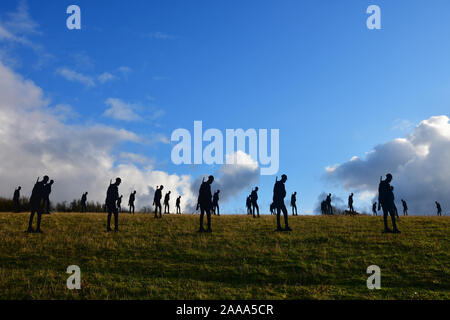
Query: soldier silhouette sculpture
xmin=212 ymin=190 xmax=220 ymax=216
xmin=435 ymin=201 xmax=442 ymax=216
xmin=348 ymin=193 xmax=354 ymax=213
xmin=273 ymin=175 xmax=291 ymax=232
xmin=401 ymin=199 xmax=408 ymax=216
xmin=43 ymin=179 xmax=54 ymax=214
xmin=26 ymin=176 xmax=49 ymax=233
xmin=154 ymin=186 xmax=163 ymax=218
xmin=250 ymin=187 xmax=260 ymax=218
xmin=106 ymin=178 xmax=121 ymax=232
xmin=81 ymin=192 xmax=88 ymax=213
xmin=326 ymin=193 xmax=333 ymax=215
xmin=372 ymin=202 xmax=377 ymax=216
xmin=13 ymin=186 xmax=21 ymax=212
xmin=164 ymin=191 xmax=171 ymax=214
xmin=176 ymin=196 xmax=181 ymax=214
xmin=246 ymin=196 xmax=252 ymax=215
xmin=378 ymin=174 xmax=400 ymax=233
xmin=128 ymin=191 xmax=136 ymax=214
xmin=198 ymin=176 xmax=214 ymax=233
xmin=291 ymin=192 xmax=298 ymax=216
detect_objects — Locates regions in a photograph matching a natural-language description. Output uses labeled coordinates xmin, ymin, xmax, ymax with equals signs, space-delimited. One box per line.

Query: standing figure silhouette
xmin=246 ymin=196 xmax=252 ymax=215
xmin=176 ymin=196 xmax=181 ymax=214
xmin=273 ymin=175 xmax=291 ymax=231
xmin=401 ymin=199 xmax=408 ymax=216
xmin=42 ymin=180 xmax=54 ymax=214
xmin=81 ymin=192 xmax=88 ymax=213
xmin=212 ymin=190 xmax=220 ymax=216
xmin=348 ymin=193 xmax=354 ymax=213
xmin=128 ymin=191 xmax=136 ymax=214
xmin=106 ymin=178 xmax=121 ymax=232
xmin=250 ymin=187 xmax=260 ymax=218
xmin=13 ymin=186 xmax=21 ymax=212
xmin=372 ymin=202 xmax=377 ymax=216
xmin=378 ymin=174 xmax=400 ymax=233
xmin=326 ymin=194 xmax=333 ymax=215
xmin=435 ymin=201 xmax=442 ymax=216
xmin=291 ymin=192 xmax=298 ymax=216
xmin=154 ymin=186 xmax=163 ymax=218
xmin=164 ymin=191 xmax=171 ymax=214
xmin=26 ymin=176 xmax=49 ymax=233
xmin=198 ymin=176 xmax=214 ymax=233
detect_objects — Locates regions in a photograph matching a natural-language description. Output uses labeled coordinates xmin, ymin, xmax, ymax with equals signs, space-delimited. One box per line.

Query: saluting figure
xmin=198 ymin=176 xmax=214 ymax=233
xmin=26 ymin=176 xmax=49 ymax=233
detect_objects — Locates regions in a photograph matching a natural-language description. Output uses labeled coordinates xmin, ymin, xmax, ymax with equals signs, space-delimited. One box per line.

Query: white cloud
xmin=56 ymin=67 xmax=96 ymax=87
xmin=103 ymin=98 xmax=142 ymax=121
xmin=325 ymin=116 xmax=450 ymax=215
xmin=98 ymin=72 xmax=117 ymax=84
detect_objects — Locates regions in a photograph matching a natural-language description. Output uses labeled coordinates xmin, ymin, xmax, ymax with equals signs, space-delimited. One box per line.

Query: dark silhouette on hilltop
xmin=198 ymin=176 xmax=214 ymax=233
xmin=326 ymin=193 xmax=333 ymax=215
xmin=26 ymin=176 xmax=49 ymax=233
xmin=378 ymin=174 xmax=400 ymax=233
xmin=43 ymin=180 xmax=54 ymax=214
xmin=348 ymin=193 xmax=354 ymax=213
xmin=246 ymin=196 xmax=252 ymax=215
xmin=106 ymin=178 xmax=121 ymax=232
xmin=212 ymin=190 xmax=220 ymax=216
xmin=154 ymin=186 xmax=163 ymax=218
xmin=164 ymin=191 xmax=171 ymax=214
xmin=435 ymin=201 xmax=442 ymax=216
xmin=250 ymin=187 xmax=260 ymax=218
xmin=321 ymin=200 xmax=327 ymax=215
xmin=401 ymin=199 xmax=408 ymax=216
xmin=81 ymin=192 xmax=88 ymax=213
xmin=273 ymin=175 xmax=291 ymax=231
xmin=176 ymin=196 xmax=181 ymax=214
xmin=372 ymin=202 xmax=377 ymax=216
xmin=128 ymin=191 xmax=136 ymax=214
xmin=13 ymin=186 xmax=21 ymax=212
xmin=291 ymin=192 xmax=298 ymax=216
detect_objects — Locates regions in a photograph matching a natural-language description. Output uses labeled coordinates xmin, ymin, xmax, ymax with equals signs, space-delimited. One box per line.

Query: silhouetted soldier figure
xmin=106 ymin=178 xmax=121 ymax=232
xmin=273 ymin=175 xmax=291 ymax=231
xmin=401 ymin=199 xmax=408 ymax=216
xmin=128 ymin=191 xmax=136 ymax=214
xmin=326 ymin=193 xmax=333 ymax=215
xmin=154 ymin=186 xmax=163 ymax=218
xmin=117 ymin=195 xmax=123 ymax=213
xmin=42 ymin=179 xmax=54 ymax=214
xmin=372 ymin=202 xmax=377 ymax=216
xmin=26 ymin=176 xmax=49 ymax=233
xmin=13 ymin=186 xmax=21 ymax=212
xmin=291 ymin=192 xmax=298 ymax=216
xmin=378 ymin=174 xmax=400 ymax=233
xmin=81 ymin=192 xmax=88 ymax=213
xmin=321 ymin=200 xmax=327 ymax=215
xmin=176 ymin=196 xmax=181 ymax=214
xmin=246 ymin=196 xmax=252 ymax=215
xmin=270 ymin=202 xmax=276 ymax=215
xmin=198 ymin=176 xmax=214 ymax=232
xmin=348 ymin=193 xmax=354 ymax=213
xmin=164 ymin=191 xmax=171 ymax=214
xmin=435 ymin=201 xmax=442 ymax=216
xmin=212 ymin=190 xmax=220 ymax=216
xmin=250 ymin=187 xmax=260 ymax=218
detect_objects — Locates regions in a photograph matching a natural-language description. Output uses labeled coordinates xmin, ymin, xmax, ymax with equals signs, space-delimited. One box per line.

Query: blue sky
xmin=1 ymin=0 xmax=450 ymax=214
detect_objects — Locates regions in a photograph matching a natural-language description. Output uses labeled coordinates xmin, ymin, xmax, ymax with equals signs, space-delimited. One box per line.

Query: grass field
xmin=0 ymin=212 xmax=449 ymax=300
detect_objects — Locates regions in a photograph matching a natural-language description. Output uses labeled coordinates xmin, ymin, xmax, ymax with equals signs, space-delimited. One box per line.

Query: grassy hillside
xmin=0 ymin=213 xmax=448 ymax=300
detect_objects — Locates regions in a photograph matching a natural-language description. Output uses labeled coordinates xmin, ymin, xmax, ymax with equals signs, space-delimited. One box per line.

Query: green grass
xmin=0 ymin=213 xmax=449 ymax=300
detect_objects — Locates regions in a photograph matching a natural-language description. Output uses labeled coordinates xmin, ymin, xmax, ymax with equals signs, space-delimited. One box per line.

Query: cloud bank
xmin=325 ymin=116 xmax=450 ymax=215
